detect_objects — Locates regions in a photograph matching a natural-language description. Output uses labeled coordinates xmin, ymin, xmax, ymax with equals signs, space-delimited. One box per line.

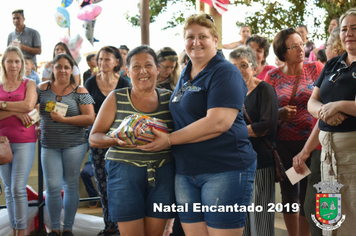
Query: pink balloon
xmin=59 ymin=35 xmax=70 ymax=45
xmin=77 ymin=5 xmax=102 ymax=21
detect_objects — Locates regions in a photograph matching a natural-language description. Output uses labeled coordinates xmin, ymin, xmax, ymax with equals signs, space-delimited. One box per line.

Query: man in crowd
xmin=7 ymin=9 xmax=41 ymax=68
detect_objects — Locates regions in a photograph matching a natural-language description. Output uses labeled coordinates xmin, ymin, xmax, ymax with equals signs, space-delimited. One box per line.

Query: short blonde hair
xmin=183 ymin=13 xmax=219 ymax=39
xmin=1 ymin=46 xmax=25 ymax=84
xmin=340 ymin=8 xmax=356 ymax=26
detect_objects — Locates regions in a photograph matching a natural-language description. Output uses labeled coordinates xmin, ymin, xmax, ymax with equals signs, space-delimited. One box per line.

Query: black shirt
xmin=244 ymin=81 xmax=278 ymax=169
xmin=83 ymin=69 xmax=92 ymax=85
xmin=315 ymin=52 xmax=356 ymax=132
xmin=84 ymin=75 xmax=131 ymax=114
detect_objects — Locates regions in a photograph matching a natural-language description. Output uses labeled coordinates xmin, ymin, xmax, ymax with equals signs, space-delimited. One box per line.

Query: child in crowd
xmin=83 ymin=54 xmax=98 ymax=84
xmin=316 ymin=49 xmax=327 ymax=64
xmin=24 ymin=57 xmax=41 ymax=85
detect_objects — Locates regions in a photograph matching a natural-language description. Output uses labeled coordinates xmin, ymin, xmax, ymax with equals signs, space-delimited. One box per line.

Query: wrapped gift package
xmin=107 ymin=114 xmax=169 ymax=145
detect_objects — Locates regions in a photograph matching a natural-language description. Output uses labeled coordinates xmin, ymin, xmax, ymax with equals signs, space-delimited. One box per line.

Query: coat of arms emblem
xmin=311 ymin=181 xmax=346 ymax=231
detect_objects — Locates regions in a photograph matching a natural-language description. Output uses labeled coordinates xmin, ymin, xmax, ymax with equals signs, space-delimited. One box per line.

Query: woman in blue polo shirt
xmin=139 ymin=14 xmax=256 ymax=236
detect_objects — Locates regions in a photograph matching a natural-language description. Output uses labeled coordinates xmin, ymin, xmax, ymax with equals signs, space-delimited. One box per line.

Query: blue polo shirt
xmin=170 ymin=52 xmax=256 ymax=175
xmin=26 ymin=70 xmax=41 ymax=85
xmin=315 ymin=52 xmax=356 ymax=132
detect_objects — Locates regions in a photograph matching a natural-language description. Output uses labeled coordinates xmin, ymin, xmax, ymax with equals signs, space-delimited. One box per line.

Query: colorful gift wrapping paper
xmin=107 ymin=114 xmax=169 ymax=145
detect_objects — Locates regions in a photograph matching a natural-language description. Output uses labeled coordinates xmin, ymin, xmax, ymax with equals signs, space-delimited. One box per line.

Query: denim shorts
xmin=106 ymin=160 xmax=176 ymax=222
xmin=175 ymin=161 xmax=256 ymax=229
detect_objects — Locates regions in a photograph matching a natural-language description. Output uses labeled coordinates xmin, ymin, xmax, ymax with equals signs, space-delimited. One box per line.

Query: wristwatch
xmin=2 ymin=102 xmax=7 ymax=110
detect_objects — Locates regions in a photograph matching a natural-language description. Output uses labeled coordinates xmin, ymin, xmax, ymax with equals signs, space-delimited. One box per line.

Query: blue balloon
xmin=61 ymin=0 xmax=73 ymax=7
xmin=55 ymin=7 xmax=70 ymax=28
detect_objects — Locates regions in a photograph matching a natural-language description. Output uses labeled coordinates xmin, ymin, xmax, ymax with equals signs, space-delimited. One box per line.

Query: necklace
xmin=3 ymin=80 xmax=21 ymax=91
xmin=52 ymin=83 xmax=74 ymax=102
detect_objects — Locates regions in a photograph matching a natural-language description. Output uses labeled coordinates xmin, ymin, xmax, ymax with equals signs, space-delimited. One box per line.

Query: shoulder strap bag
xmin=243 ymin=105 xmax=286 ymax=182
xmin=289 ymin=69 xmax=302 ymax=105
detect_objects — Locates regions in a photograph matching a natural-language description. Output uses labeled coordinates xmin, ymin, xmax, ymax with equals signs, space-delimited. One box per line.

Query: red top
xmin=257 ymin=65 xmax=276 ymax=81
xmin=0 ymin=79 xmax=36 ymax=143
xmin=265 ymin=61 xmax=324 ymax=141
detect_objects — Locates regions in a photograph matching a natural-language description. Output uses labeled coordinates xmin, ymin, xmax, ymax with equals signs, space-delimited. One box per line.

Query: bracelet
xmin=167 ymin=134 xmax=171 ymax=147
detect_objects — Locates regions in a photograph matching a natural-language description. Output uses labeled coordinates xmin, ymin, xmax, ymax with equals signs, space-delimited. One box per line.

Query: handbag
xmin=0 ymin=136 xmax=13 ymax=165
xmin=242 ymin=106 xmax=286 ymax=182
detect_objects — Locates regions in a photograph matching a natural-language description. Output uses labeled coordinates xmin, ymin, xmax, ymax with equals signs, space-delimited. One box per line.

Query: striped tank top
xmin=106 ymin=87 xmax=174 ymax=186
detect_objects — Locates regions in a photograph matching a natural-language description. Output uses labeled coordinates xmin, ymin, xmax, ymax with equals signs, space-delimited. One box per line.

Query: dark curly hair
xmin=245 ymin=35 xmax=270 ymax=65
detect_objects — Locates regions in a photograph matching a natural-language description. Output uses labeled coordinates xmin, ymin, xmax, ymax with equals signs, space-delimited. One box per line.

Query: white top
xmin=42 ymin=63 xmax=80 ymax=79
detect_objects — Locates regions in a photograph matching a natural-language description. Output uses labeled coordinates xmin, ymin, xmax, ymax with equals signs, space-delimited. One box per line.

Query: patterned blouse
xmin=265 ymin=61 xmax=323 ymax=141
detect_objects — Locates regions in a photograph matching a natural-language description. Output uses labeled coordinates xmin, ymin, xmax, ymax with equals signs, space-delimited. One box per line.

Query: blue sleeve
xmin=35 ymin=73 xmax=41 ymax=85
xmin=207 ymin=67 xmax=247 ymax=111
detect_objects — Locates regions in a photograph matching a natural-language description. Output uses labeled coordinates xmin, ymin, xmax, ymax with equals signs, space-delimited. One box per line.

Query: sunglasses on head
xmin=191 ymin=13 xmax=214 ymax=24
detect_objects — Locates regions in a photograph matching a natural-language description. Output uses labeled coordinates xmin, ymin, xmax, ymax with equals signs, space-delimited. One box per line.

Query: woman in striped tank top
xmin=90 ymin=45 xmax=176 ymax=236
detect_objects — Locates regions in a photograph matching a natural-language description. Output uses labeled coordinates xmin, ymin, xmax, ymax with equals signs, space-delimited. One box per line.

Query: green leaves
xmin=126 ymin=0 xmax=195 ymax=28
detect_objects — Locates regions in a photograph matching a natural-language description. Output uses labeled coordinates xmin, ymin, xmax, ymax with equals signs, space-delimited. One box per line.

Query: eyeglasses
xmin=286 ymin=43 xmax=306 ymax=50
xmin=237 ymin=63 xmax=252 ymax=70
xmin=172 ymin=80 xmax=192 ymax=103
xmin=328 ymin=66 xmax=348 ymax=83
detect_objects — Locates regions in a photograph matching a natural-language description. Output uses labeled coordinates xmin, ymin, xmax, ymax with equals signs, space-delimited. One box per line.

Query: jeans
xmin=41 ymin=143 xmax=87 ymax=231
xmin=0 ymin=142 xmax=36 ymax=230
xmin=106 ymin=160 xmax=176 ymax=222
xmin=80 ymin=161 xmax=97 ymax=198
xmin=175 ymin=161 xmax=256 ymax=229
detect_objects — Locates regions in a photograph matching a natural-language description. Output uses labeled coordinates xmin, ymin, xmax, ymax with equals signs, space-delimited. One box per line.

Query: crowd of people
xmin=1 ymin=6 xmax=356 ymax=236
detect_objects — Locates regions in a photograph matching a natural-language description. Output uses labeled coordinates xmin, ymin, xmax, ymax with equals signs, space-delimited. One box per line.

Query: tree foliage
xmin=127 ymin=0 xmax=356 ymax=42
xmin=126 ymin=0 xmax=195 ymax=28
xmin=234 ymin=0 xmax=356 ymax=42
xmin=315 ymin=0 xmax=356 ymax=31
xmin=232 ymin=0 xmax=319 ymax=41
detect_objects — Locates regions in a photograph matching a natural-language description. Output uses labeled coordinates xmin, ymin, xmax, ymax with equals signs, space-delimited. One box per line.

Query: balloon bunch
xmin=60 ymin=34 xmax=83 ymax=64
xmin=78 ymin=0 xmax=103 ymax=45
xmin=54 ymin=1 xmax=83 ymax=63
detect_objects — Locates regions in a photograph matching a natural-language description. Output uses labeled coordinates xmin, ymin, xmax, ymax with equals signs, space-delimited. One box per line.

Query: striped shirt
xmin=38 ymin=83 xmax=94 ymax=148
xmin=106 ymin=87 xmax=174 ymax=186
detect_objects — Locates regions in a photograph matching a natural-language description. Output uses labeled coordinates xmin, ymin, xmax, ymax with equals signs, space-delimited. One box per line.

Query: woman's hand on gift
xmin=137 ymin=128 xmax=170 ymax=152
xmin=116 ymin=138 xmax=137 ymax=148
